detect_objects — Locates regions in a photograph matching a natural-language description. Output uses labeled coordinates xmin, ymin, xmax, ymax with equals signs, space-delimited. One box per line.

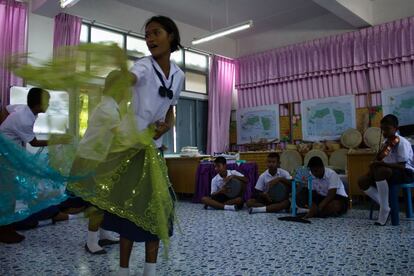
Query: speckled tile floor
xmin=1 ymin=201 xmax=414 ymax=276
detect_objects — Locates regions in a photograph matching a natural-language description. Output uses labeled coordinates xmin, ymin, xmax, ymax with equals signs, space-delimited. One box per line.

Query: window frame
xmin=81 ymin=22 xmax=210 ymax=95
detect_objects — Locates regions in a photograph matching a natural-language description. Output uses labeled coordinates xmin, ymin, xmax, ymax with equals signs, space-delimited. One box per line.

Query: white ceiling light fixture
xmin=60 ymin=0 xmax=81 ymax=8
xmin=192 ymin=20 xmax=253 ymax=45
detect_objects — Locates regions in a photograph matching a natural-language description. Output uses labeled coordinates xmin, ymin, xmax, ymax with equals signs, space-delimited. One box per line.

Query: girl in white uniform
xmin=102 ymin=16 xmax=184 ymax=276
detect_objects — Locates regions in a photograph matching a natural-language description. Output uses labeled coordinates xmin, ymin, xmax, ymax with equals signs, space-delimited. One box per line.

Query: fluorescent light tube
xmin=192 ymin=20 xmax=253 ymax=45
xmin=60 ymin=0 xmax=81 ymax=8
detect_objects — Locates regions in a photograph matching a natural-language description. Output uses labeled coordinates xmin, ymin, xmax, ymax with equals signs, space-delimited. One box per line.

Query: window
xmin=90 ymin=26 xmax=124 ymax=48
xmin=171 ymin=49 xmax=183 ymax=65
xmin=80 ymin=24 xmax=88 ymax=43
xmin=185 ymin=51 xmax=208 ymax=72
xmin=185 ymin=72 xmax=207 ymax=94
xmin=127 ymin=35 xmax=150 ymax=58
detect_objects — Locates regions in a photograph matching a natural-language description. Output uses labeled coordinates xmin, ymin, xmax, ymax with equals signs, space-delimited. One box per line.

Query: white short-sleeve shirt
xmin=0 ymin=105 xmax=36 ymax=146
xmin=131 ymin=56 xmax=184 ymax=148
xmin=310 ymin=167 xmax=348 ymax=197
xmin=255 ymin=168 xmax=291 ymax=192
xmin=211 ymin=170 xmax=245 ymax=194
xmin=383 ymin=134 xmax=414 ymax=172
xmin=77 ymin=96 xmax=121 ymax=161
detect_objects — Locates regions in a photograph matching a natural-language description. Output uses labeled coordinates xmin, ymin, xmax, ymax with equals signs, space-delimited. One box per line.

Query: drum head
xmin=268 ymin=184 xmax=288 ymax=203
xmin=328 ymin=148 xmax=349 ymax=171
xmin=224 ymin=178 xmax=242 ymax=198
xmin=364 ymin=127 xmax=382 ymax=151
xmin=304 ymin=149 xmax=328 ymax=168
xmin=340 ymin=128 xmax=362 ymax=149
xmin=280 ymin=150 xmax=303 ymax=175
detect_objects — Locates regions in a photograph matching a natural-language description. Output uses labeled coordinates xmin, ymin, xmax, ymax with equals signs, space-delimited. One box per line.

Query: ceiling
xmin=116 ymin=0 xmax=350 ymax=39
xmin=31 ymin=0 xmax=414 ymax=56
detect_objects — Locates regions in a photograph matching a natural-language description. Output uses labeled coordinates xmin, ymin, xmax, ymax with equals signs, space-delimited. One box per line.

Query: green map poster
xmin=236 ymin=105 xmax=280 ymax=144
xmin=381 ymin=86 xmax=414 ymax=126
xmin=301 ymin=95 xmax=356 ymax=141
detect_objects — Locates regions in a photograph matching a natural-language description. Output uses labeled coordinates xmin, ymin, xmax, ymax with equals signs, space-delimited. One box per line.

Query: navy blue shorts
xmin=211 ymin=193 xmax=231 ymax=203
xmin=390 ymin=168 xmax=414 ymax=185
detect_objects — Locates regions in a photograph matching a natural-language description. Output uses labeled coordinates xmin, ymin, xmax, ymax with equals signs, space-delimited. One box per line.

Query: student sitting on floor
xmin=201 ymin=156 xmax=248 ymax=211
xmin=297 ymin=156 xmax=348 ymax=219
xmin=246 ymin=152 xmax=291 ymax=214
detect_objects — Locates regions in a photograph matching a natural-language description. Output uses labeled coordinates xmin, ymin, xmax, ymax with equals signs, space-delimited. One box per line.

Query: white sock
xmin=115 ymin=267 xmax=129 ymax=276
xmin=99 ymin=228 xmax=119 ymax=241
xmin=251 ymin=207 xmax=266 ymax=213
xmin=68 ymin=214 xmax=82 ymax=220
xmin=87 ymin=230 xmax=104 ymax=253
xmin=143 ymin=262 xmax=156 ymax=276
xmin=297 ymin=207 xmax=309 ymax=213
xmin=364 ymin=186 xmax=380 ymax=204
xmin=376 ymin=180 xmax=391 ymax=224
xmin=224 ymin=205 xmax=236 ymax=211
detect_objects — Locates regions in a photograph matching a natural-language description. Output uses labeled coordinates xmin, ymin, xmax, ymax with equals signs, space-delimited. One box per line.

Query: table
xmin=192 ymin=162 xmax=259 ymax=203
xmin=347 ymin=150 xmax=376 ymax=206
xmin=165 ymin=156 xmax=204 ymax=194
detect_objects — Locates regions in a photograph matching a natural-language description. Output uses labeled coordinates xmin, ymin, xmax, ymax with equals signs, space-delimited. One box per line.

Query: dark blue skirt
xmin=101 ymin=187 xmax=175 ymax=242
xmin=102 ymin=211 xmax=174 ymax=242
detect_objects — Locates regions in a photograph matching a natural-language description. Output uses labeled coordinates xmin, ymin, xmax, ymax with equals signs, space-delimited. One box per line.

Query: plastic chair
xmin=370 ymin=145 xmax=414 ymax=225
xmin=291 ymin=167 xmax=313 ymax=216
xmin=389 ymin=181 xmax=414 ymax=225
xmin=369 ymin=181 xmax=414 ymax=225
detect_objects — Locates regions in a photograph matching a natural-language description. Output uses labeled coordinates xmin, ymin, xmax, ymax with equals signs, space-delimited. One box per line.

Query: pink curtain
xmin=53 ymin=13 xmax=82 ymax=52
xmin=366 ymin=17 xmax=414 ymax=91
xmin=0 ymin=0 xmax=27 ymax=109
xmin=207 ymin=56 xmax=235 ymax=154
xmin=236 ymin=16 xmax=414 ymax=110
xmin=237 ymin=71 xmax=369 ymax=108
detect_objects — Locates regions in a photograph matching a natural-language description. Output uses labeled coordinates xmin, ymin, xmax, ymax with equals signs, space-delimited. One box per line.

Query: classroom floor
xmin=1 ymin=201 xmax=414 ymax=276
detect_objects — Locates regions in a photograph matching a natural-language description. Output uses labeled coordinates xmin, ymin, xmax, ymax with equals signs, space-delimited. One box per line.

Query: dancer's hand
xmin=153 ymin=121 xmax=170 ymax=140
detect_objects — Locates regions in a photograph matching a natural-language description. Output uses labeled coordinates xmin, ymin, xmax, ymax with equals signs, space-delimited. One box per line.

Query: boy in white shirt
xmin=0 ymin=88 xmax=50 ymax=148
xmin=247 ymin=152 xmax=292 ymax=214
xmin=297 ymin=156 xmax=348 ymax=219
xmin=0 ymin=88 xmax=70 ymax=244
xmin=71 ymin=70 xmax=127 ymax=254
xmin=201 ymin=156 xmax=248 ymax=211
xmin=358 ymin=114 xmax=414 ymax=225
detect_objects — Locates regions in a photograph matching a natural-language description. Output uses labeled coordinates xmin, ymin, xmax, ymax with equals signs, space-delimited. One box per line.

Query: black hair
xmin=145 ymin=16 xmax=182 ymax=52
xmin=27 ymin=87 xmax=50 ymax=108
xmin=267 ymin=152 xmax=280 ymax=160
xmin=214 ymin=156 xmax=227 ymax=165
xmin=380 ymin=114 xmax=399 ymax=128
xmin=307 ymin=156 xmax=324 ymax=169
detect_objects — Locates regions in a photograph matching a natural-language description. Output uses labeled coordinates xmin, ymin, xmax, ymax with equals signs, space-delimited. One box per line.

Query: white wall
xmin=27 ymin=13 xmax=54 ymax=64
xmin=336 ymin=0 xmax=374 ymax=24
xmin=371 ymin=0 xmax=414 ymax=25
xmin=236 ymin=13 xmax=355 ymax=57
